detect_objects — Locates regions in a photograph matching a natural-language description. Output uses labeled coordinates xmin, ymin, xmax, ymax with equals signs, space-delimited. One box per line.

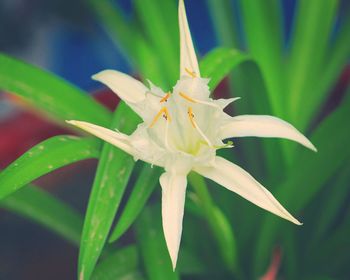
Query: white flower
xmin=67 ymin=0 xmax=316 ymax=270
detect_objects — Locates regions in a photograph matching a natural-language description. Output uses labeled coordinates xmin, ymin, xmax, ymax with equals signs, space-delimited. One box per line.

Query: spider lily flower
xmin=67 ymin=0 xmax=316 ymax=270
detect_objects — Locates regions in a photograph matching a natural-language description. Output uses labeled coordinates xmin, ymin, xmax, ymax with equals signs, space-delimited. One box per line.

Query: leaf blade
xmin=78 ymin=102 xmax=141 ymax=280
xmin=238 ymin=0 xmax=284 ymax=116
xmin=0 ymin=185 xmax=83 ymax=245
xmin=0 ymin=136 xmax=101 ymax=200
xmin=200 ymin=47 xmax=250 ymax=90
xmin=254 ymin=99 xmax=350 ymax=275
xmin=109 ymin=164 xmax=161 ymax=242
xmin=135 ymin=204 xmax=179 ymax=280
xmin=0 ymin=53 xmax=111 ymax=125
xmin=188 ymin=173 xmax=238 ymax=274
xmin=287 ymin=0 xmax=339 ymax=124
xmin=92 ymin=245 xmax=144 ymax=280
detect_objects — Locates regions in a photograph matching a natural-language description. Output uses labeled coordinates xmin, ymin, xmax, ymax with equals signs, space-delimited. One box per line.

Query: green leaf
xmin=254 ymin=99 xmax=350 ymax=275
xmin=309 ymin=212 xmax=350 ymax=277
xmin=135 ymin=204 xmax=179 ymax=280
xmin=0 ymin=136 xmax=101 ymax=200
xmin=283 ymin=229 xmax=299 ymax=279
xmin=134 ymin=0 xmax=178 ymax=87
xmin=109 ymin=164 xmax=161 ymax=242
xmin=309 ymin=162 xmax=350 ymax=245
xmin=0 ymin=185 xmax=83 ymax=245
xmin=176 ymin=246 xmax=206 ymax=275
xmin=188 ymin=173 xmax=238 ymax=274
xmin=92 ymin=245 xmax=144 ymax=280
xmin=238 ymin=0 xmax=284 ymax=116
xmin=287 ymin=0 xmax=339 ymax=125
xmin=299 ymin=7 xmax=350 ymax=129
xmin=78 ymin=102 xmax=141 ymax=280
xmin=89 ymin=0 xmax=168 ymax=88
xmin=200 ymin=47 xmax=250 ymax=90
xmin=88 ymin=0 xmax=140 ymax=64
xmin=205 ymin=2 xmax=286 ymax=176
xmin=206 ymin=0 xmax=240 ymax=48
xmin=0 ymin=53 xmax=111 ymax=125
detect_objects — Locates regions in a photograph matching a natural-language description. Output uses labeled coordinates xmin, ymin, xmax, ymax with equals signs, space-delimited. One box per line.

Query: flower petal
xmin=219 ymin=115 xmax=317 ymax=152
xmin=179 ymin=0 xmax=200 ymax=77
xmin=214 ymin=97 xmax=241 ymax=109
xmin=66 ymin=120 xmax=136 ymax=156
xmin=194 ymin=156 xmax=302 ymax=225
xmin=92 ymin=70 xmax=147 ymax=104
xmin=159 ymin=171 xmax=187 ymax=270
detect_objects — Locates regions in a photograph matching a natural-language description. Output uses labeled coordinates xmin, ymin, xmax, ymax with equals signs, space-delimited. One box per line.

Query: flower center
xmin=148 ymin=89 xmax=214 ymax=155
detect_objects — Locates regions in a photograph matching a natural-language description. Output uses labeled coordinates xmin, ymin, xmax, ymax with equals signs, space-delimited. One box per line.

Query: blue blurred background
xmin=0 ymin=0 xmax=306 ymax=92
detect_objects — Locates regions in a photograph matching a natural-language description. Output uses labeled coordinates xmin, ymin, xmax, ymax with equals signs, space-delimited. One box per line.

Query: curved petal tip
xmin=92 ymin=69 xmax=147 ymax=104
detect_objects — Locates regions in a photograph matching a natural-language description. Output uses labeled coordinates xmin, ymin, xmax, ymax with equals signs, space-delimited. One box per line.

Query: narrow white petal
xmin=66 ymin=120 xmax=136 ymax=156
xmin=219 ymin=115 xmax=317 ymax=151
xmin=179 ymin=0 xmax=200 ymax=77
xmin=194 ymin=156 xmax=302 ymax=225
xmin=160 ymin=172 xmax=187 ymax=270
xmin=92 ymin=70 xmax=147 ymax=103
xmin=214 ymin=97 xmax=241 ymax=109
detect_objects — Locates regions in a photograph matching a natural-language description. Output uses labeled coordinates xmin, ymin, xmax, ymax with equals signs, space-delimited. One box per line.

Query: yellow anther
xmin=187 ymin=107 xmax=196 ymax=128
xmin=185 ymin=68 xmax=197 ymax=78
xmin=160 ymin=92 xmax=171 ymax=103
xmin=180 ymin=92 xmax=196 ymax=103
xmin=150 ymin=107 xmax=171 ymax=128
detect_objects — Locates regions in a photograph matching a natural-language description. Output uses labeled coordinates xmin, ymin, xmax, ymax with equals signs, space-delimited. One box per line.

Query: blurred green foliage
xmin=0 ymin=0 xmax=349 ymax=279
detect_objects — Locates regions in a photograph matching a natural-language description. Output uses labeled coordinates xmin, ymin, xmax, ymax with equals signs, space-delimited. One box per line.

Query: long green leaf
xmin=206 ymin=0 xmax=240 ymax=49
xmin=205 ymin=1 xmax=285 ymax=178
xmin=0 ymin=136 xmax=101 ymax=200
xmin=89 ymin=0 xmax=168 ymax=88
xmin=309 ymin=162 xmax=350 ymax=245
xmin=78 ymin=102 xmax=140 ymax=280
xmin=188 ymin=173 xmax=238 ymax=275
xmin=92 ymin=245 xmax=144 ymax=280
xmin=134 ymin=0 xmax=178 ymax=87
xmin=88 ymin=0 xmax=141 ymax=64
xmin=135 ymin=204 xmax=179 ymax=280
xmin=238 ymin=0 xmax=284 ymax=117
xmin=0 ymin=53 xmax=111 ymax=125
xmin=309 ymin=212 xmax=350 ymax=277
xmin=109 ymin=164 xmax=161 ymax=242
xmin=200 ymin=48 xmax=285 ymax=184
xmin=176 ymin=246 xmax=206 ymax=275
xmin=287 ymin=0 xmax=339 ymax=125
xmin=299 ymin=7 xmax=350 ymax=129
xmin=0 ymin=185 xmax=83 ymax=245
xmin=254 ymin=99 xmax=350 ymax=275
xmin=200 ymin=47 xmax=250 ymax=91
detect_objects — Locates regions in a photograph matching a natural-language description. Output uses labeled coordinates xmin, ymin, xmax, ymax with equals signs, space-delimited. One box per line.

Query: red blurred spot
xmin=260 ymin=247 xmax=282 ymax=280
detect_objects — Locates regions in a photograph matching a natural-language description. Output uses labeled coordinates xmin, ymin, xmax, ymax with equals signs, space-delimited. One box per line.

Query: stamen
xmin=187 ymin=107 xmax=212 ymax=147
xmin=187 ymin=107 xmax=196 ymax=128
xmin=179 ymin=91 xmax=222 ymax=109
xmin=149 ymin=107 xmax=171 ymax=128
xmin=180 ymin=92 xmax=197 ymax=103
xmin=160 ymin=92 xmax=171 ymax=103
xmin=185 ymin=68 xmax=197 ymax=78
